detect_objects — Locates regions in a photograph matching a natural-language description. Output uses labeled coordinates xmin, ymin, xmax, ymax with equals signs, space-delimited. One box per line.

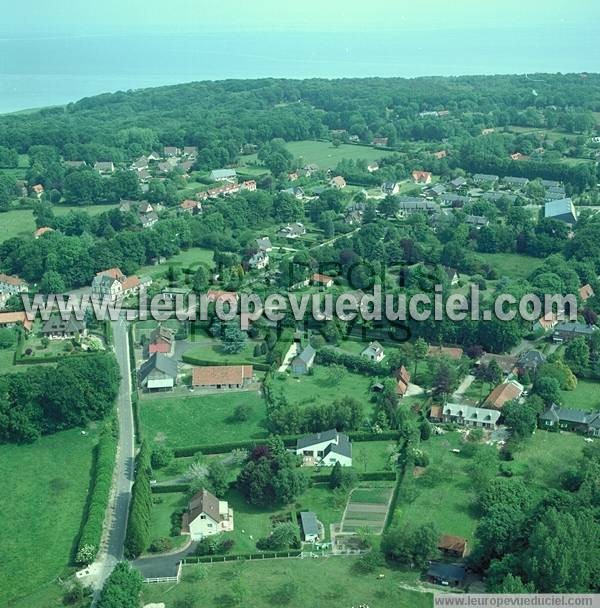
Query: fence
xmin=143 ymin=562 xmax=182 ymax=584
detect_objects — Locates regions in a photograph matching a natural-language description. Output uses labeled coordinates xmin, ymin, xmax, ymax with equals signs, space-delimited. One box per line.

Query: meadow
xmin=477 ymin=252 xmax=541 ymax=280
xmin=560 ymin=378 xmax=600 ymax=412
xmin=140 ymin=390 xmax=268 ymax=447
xmin=0 ymin=428 xmax=100 ymax=608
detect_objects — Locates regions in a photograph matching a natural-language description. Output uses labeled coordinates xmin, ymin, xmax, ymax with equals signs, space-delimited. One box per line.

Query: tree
xmin=231 ymin=402 xmax=253 ymax=422
xmin=502 ymin=400 xmax=538 ymax=438
xmin=206 ymin=460 xmax=229 ymax=497
xmin=192 ymin=265 xmax=210 ymax=294
xmin=381 ymin=522 xmax=438 ymax=568
xmin=97 ymin=562 xmax=142 ymax=608
xmin=0 ymin=328 xmax=16 ymax=349
xmin=412 ymin=338 xmax=429 ymax=377
xmin=222 ymin=324 xmax=246 ymax=354
xmin=533 ymin=376 xmax=562 ymax=405
xmin=329 ymin=461 xmax=343 ymax=489
xmin=151 ymin=444 xmax=174 ymax=469
xmin=564 ymin=337 xmax=590 ymax=375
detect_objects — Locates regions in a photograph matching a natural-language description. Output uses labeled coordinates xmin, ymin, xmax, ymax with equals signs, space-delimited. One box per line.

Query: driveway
xmin=132 ymin=541 xmax=196 ymax=580
xmin=453 ymin=374 xmax=475 ymax=398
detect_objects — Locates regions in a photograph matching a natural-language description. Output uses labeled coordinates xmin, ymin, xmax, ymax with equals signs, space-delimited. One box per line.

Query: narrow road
xmin=90 ymin=318 xmax=135 ymax=600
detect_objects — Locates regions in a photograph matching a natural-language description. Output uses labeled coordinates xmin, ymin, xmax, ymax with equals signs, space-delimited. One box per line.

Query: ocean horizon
xmin=1 ymin=26 xmax=599 ymax=114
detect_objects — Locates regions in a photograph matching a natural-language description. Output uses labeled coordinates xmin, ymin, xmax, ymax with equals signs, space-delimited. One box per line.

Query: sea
xmin=0 ymin=26 xmax=599 ymax=114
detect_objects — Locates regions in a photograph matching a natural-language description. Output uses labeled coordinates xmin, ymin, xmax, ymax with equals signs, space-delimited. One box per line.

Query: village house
xmin=181 ymin=488 xmax=234 ymax=541
xmin=503 ymin=176 xmax=529 ymax=188
xmin=381 ymin=181 xmax=400 ymax=196
xmin=163 ymin=146 xmax=180 ymax=157
xmin=147 ymin=325 xmax=175 ymax=356
xmin=300 ymin=511 xmax=321 ymax=542
xmin=473 ymin=173 xmax=499 ymax=186
xmin=295 ymin=429 xmax=353 ymax=467
xmin=553 ymin=322 xmax=597 ymax=343
xmin=533 ymin=311 xmax=560 ymax=333
xmin=426 ymin=563 xmax=466 ymax=588
xmin=0 ymin=273 xmax=28 ymax=297
xmin=397 ymin=198 xmax=440 ymax=217
xmin=291 ymin=344 xmax=316 ymax=375
xmin=367 ymin=162 xmax=379 ymax=172
xmin=426 ymin=184 xmax=446 ymax=198
xmin=478 ymin=353 xmax=518 ymax=377
xmin=438 ymin=534 xmax=468 ymax=558
xmin=440 ymin=193 xmax=470 ymax=207
xmin=40 ymin=315 xmax=87 ymax=340
xmin=484 ymin=380 xmax=524 ymax=410
xmin=361 ymin=341 xmax=385 ymax=362
xmin=544 ymin=198 xmax=577 ymax=224
xmin=206 ymin=290 xmax=238 ymax=308
xmin=33 ymin=226 xmax=54 ymax=239
xmin=0 ymin=311 xmax=32 ymax=332
xmin=465 ymin=215 xmax=489 ymax=229
xmin=64 ymin=160 xmax=86 ymax=169
xmin=209 ymin=168 xmax=237 ymax=182
xmin=247 ymin=250 xmax=269 ymax=270
xmin=279 ymin=222 xmax=306 ymax=239
xmin=448 ymin=176 xmax=467 ymax=190
xmin=180 ymin=199 xmax=202 ymax=214
xmin=396 ymin=365 xmax=411 ymax=397
xmin=130 ymin=156 xmax=149 ymax=172
xmin=510 ymin=152 xmax=529 ymax=161
xmin=443 ymin=266 xmax=460 ymax=286
xmin=433 ymin=150 xmax=447 ymax=159
xmin=481 ymin=128 xmax=496 ymax=135
xmin=192 ymin=365 xmax=254 ymax=389
xmin=31 ymin=184 xmax=44 ymax=199
xmin=412 ymin=170 xmax=432 ymax=185
xmin=311 ymin=273 xmax=334 ymax=289
xmin=92 ymin=268 xmax=151 ymax=302
xmin=483 ymin=191 xmax=517 ymax=205
xmin=329 ymin=175 xmax=346 ymax=189
xmin=256 ymin=236 xmax=273 ymax=252
xmin=435 ymin=403 xmax=501 ymax=429
xmin=580 ymin=284 xmax=594 ymax=301
xmin=282 ymin=186 xmax=305 ymax=200
xmin=372 ymin=137 xmax=388 ymax=147
xmin=138 ymin=352 xmax=178 ymax=391
xmin=428 ymin=345 xmax=463 ymax=360
xmin=539 ymin=404 xmax=600 ymax=437
xmin=94 ymin=161 xmax=115 ymax=175
xmin=183 ymin=146 xmax=198 ymax=158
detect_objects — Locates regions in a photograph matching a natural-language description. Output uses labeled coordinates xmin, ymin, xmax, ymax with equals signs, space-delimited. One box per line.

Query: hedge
xmin=76 ymin=421 xmax=118 ymax=564
xmin=173 ymin=431 xmax=401 ymax=457
xmin=310 ymin=470 xmax=396 ymax=483
xmin=124 ymin=442 xmax=153 ymax=558
xmin=181 ymin=353 xmax=271 ymax=372
xmin=151 ymin=483 xmax=190 ymax=494
xmin=316 ymin=348 xmax=390 ymax=377
xmin=182 ymin=550 xmax=301 ymax=563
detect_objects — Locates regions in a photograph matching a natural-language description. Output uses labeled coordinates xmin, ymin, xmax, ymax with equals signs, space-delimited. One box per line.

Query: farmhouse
xmin=206 ymin=290 xmax=238 ymax=307
xmin=181 ymin=488 xmax=234 ymax=541
xmin=138 ymin=353 xmax=178 ymax=391
xmin=40 ymin=315 xmax=87 ymax=340
xmin=473 ymin=173 xmax=499 ymax=185
xmin=180 ymin=199 xmax=202 ymax=214
xmin=256 ymin=236 xmax=273 ymax=252
xmin=438 ymin=534 xmax=468 ymax=558
xmin=247 ymin=250 xmax=269 ymax=270
xmin=291 ymin=344 xmax=316 ymax=375
xmin=361 ymin=341 xmax=385 ymax=362
xmin=544 ymin=198 xmax=577 ymax=224
xmin=33 ymin=226 xmax=54 ymax=239
xmin=94 ymin=161 xmax=115 ymax=175
xmin=279 ymin=222 xmax=306 ymax=238
xmin=329 ymin=175 xmax=347 ymax=189
xmin=517 ymin=350 xmax=545 ymax=375
xmin=437 ymin=403 xmax=501 ymax=429
xmin=580 ymin=284 xmax=594 ymax=301
xmin=381 ymin=181 xmax=400 ymax=196
xmin=449 ymin=176 xmax=467 ymax=190
xmin=428 ymin=345 xmax=463 ymax=360
xmin=295 ymin=429 xmax=352 ymax=467
xmin=443 ymin=266 xmax=460 ymax=286
xmin=396 ymin=365 xmax=411 ymax=396
xmin=0 ymin=311 xmax=32 ymax=332
xmin=311 ymin=273 xmax=334 ymax=289
xmin=300 ymin=511 xmax=320 ymax=542
xmin=192 ymin=365 xmax=254 ymax=389
xmin=484 ymin=380 xmax=524 ymax=410
xmin=148 ymin=325 xmax=175 ymax=355
xmin=372 ymin=137 xmax=388 ymax=147
xmin=210 ymin=168 xmax=237 ymax=182
xmin=479 ymin=353 xmax=517 ymax=376
xmin=163 ymin=146 xmax=180 ymax=157
xmin=539 ymin=404 xmax=600 ymax=437
xmin=412 ymin=170 xmax=432 ymax=185
xmin=92 ymin=268 xmax=150 ymax=302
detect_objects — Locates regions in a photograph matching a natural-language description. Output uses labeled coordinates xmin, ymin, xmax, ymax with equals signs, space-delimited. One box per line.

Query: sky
xmin=2 ymin=0 xmax=599 ymax=36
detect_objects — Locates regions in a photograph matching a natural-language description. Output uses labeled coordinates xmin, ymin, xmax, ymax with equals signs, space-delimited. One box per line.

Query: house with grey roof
xmin=465 ymin=215 xmax=489 ymax=228
xmin=291 ymin=345 xmax=316 ymax=375
xmin=483 ymin=191 xmax=517 ymax=205
xmin=256 ymin=237 xmax=273 ymax=252
xmin=544 ymin=198 xmax=577 ymax=224
xmin=438 ymin=403 xmax=500 ymax=430
xmin=473 ymin=173 xmax=499 ymax=185
xmin=210 ymin=168 xmax=237 ymax=182
xmin=539 ymin=404 xmax=600 ymax=436
xmin=553 ymin=322 xmax=597 ymax=342
xmin=138 ymin=352 xmax=178 ymax=391
xmin=426 ymin=562 xmax=466 ymax=587
xmin=448 ymin=176 xmax=467 ymax=190
xmin=503 ymin=176 xmax=529 ymax=188
xmin=300 ymin=512 xmax=321 ymax=542
xmin=397 ymin=198 xmax=439 ymax=216
xmin=541 ymin=179 xmax=561 ymax=188
xmin=361 ymin=341 xmax=385 ymax=362
xmin=295 ymin=429 xmax=352 ymax=467
xmin=440 ymin=193 xmax=470 ymax=207
xmin=517 ymin=350 xmax=545 ymax=375
xmin=40 ymin=315 xmax=87 ymax=340
xmin=381 ymin=181 xmax=400 ymax=196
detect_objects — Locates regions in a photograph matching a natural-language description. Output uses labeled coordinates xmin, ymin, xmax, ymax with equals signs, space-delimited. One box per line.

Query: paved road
xmin=132 ymin=541 xmax=196 ymax=580
xmin=90 ymin=318 xmax=135 ymax=600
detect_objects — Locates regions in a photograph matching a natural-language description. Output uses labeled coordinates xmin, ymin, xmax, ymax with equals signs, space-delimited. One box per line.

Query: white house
xmin=0 ymin=273 xmax=28 ymax=297
xmin=295 ymin=429 xmax=352 ymax=467
xmin=361 ymin=341 xmax=385 ymax=362
xmin=181 ymin=488 xmax=234 ymax=541
xmin=248 ymin=250 xmax=269 ymax=270
xmin=210 ymin=168 xmax=237 ymax=182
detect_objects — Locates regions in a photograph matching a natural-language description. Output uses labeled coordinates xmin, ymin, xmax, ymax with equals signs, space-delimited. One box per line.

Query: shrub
xmin=151 ymin=444 xmax=174 ymax=469
xmin=149 ymin=537 xmax=174 ymax=553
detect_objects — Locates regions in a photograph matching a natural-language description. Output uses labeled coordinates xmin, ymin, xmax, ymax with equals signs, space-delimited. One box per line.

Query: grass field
xmin=511 ymin=430 xmax=586 ymax=490
xmin=560 ymin=379 xmax=600 ymax=412
xmin=142 ymin=556 xmax=430 ymax=608
xmin=242 ymin=140 xmax=395 ymax=171
xmin=394 ymin=432 xmax=479 ymax=544
xmin=273 ymin=365 xmax=373 ymax=411
xmin=136 ymin=246 xmax=215 ymax=278
xmin=140 ymin=390 xmax=268 ymax=447
xmin=478 ymin=252 xmax=542 ymax=280
xmin=183 ymin=335 xmax=267 ymax=366
xmin=352 ymin=441 xmax=398 ymax=473
xmin=148 ymin=491 xmax=189 ymax=552
xmin=0 ymin=428 xmax=100 ymax=608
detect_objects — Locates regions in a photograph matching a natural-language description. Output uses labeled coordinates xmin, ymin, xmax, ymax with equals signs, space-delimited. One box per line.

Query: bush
xmin=151 ymin=444 xmax=174 ymax=469
xmin=353 ymin=551 xmax=384 ymax=573
xmin=149 ymin=537 xmax=174 ymax=553
xmin=194 ymin=534 xmax=235 ymax=556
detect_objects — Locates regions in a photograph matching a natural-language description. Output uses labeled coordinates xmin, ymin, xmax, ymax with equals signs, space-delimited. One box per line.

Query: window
xmin=200 ymin=515 xmax=206 ymax=519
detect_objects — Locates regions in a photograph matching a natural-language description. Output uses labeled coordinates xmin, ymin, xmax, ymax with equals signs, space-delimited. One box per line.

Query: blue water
xmin=0 ymin=26 xmax=598 ymax=113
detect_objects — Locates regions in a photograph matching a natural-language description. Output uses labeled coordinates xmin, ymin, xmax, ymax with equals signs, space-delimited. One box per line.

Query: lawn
xmin=183 ymin=335 xmax=267 ymax=366
xmin=510 ymin=430 xmax=587 ymax=490
xmin=142 ymin=556 xmax=430 ymax=608
xmin=560 ymin=378 xmax=600 ymax=412
xmin=394 ymin=432 xmax=479 ymax=544
xmin=140 ymin=390 xmax=268 ymax=447
xmin=272 ymin=365 xmax=373 ymax=411
xmin=352 ymin=441 xmax=398 ymax=473
xmin=242 ymin=140 xmax=395 ymax=171
xmin=478 ymin=252 xmax=541 ymax=280
xmin=136 ymin=246 xmax=215 ymax=278
xmin=0 ymin=428 xmax=100 ymax=608
xmin=148 ymin=491 xmax=189 ymax=552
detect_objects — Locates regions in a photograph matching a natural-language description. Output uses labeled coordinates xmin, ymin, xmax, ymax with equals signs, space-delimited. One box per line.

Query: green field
xmin=242 ymin=140 xmax=395 ymax=171
xmin=0 ymin=428 xmax=100 ymax=608
xmin=136 ymin=246 xmax=215 ymax=279
xmin=273 ymin=365 xmax=373 ymax=411
xmin=352 ymin=441 xmax=398 ymax=473
xmin=140 ymin=391 xmax=268 ymax=447
xmin=148 ymin=491 xmax=189 ymax=551
xmin=183 ymin=335 xmax=267 ymax=366
xmin=395 ymin=432 xmax=479 ymax=544
xmin=478 ymin=252 xmax=542 ymax=280
xmin=142 ymin=556 xmax=430 ymax=608
xmin=560 ymin=379 xmax=600 ymax=412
